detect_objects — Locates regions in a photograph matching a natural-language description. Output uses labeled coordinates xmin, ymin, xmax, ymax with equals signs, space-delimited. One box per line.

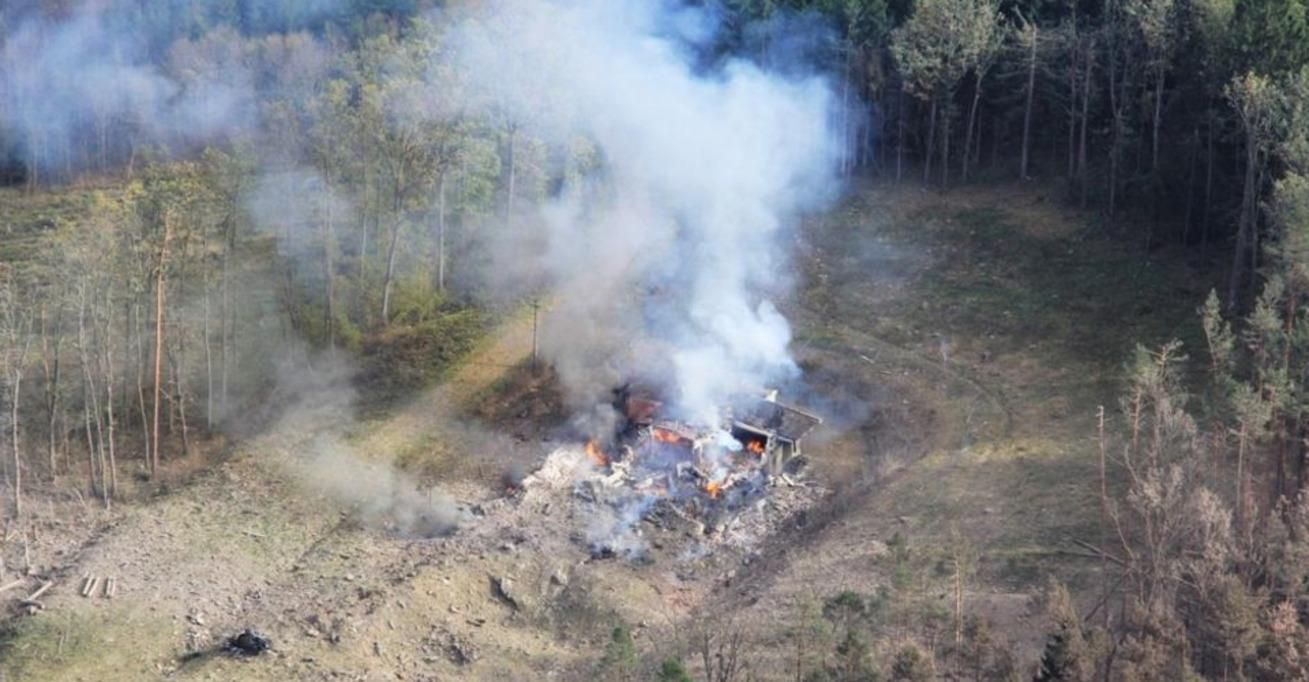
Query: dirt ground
xmin=0 ymin=181 xmax=1211 ymax=680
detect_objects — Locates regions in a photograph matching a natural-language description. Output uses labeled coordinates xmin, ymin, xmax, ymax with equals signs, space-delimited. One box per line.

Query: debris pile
xmin=515 ymin=388 xmax=826 ymax=560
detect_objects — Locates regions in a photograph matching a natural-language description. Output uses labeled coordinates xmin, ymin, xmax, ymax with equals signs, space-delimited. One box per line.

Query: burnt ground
xmin=0 ymin=181 xmax=1212 ymax=679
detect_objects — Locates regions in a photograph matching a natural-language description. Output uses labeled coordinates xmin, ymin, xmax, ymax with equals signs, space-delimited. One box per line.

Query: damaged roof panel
xmin=735 ymin=399 xmax=822 ymax=443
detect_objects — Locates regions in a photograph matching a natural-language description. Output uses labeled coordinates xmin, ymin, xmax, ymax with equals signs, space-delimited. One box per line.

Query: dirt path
xmin=353 ymin=307 xmax=541 ymax=488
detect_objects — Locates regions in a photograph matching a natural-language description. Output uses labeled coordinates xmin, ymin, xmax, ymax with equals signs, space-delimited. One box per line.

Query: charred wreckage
xmin=516 ymin=383 xmax=823 ymax=560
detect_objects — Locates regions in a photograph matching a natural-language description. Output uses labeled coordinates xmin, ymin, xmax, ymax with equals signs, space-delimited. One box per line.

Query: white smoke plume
xmin=450 ymin=0 xmax=841 ymax=424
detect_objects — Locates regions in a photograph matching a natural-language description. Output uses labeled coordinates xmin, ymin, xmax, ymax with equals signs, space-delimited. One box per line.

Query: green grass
xmin=793 ymin=183 xmax=1217 ymax=601
xmin=0 ymin=607 xmax=176 ymax=681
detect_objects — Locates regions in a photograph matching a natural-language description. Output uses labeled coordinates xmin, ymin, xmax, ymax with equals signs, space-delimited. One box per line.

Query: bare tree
xmin=0 ymin=273 xmax=34 ymax=515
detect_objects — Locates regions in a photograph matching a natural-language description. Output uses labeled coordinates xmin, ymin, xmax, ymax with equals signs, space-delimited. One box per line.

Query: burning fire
xmin=704 ymin=480 xmax=722 ymax=499
xmin=585 ymin=439 xmax=610 ymax=467
xmin=652 ymin=427 xmax=685 ymax=445
xmin=745 ymin=439 xmax=766 ymax=456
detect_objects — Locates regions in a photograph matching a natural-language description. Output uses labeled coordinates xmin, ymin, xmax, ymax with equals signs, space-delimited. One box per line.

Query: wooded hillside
xmin=3 ymin=1 xmax=1309 ymax=679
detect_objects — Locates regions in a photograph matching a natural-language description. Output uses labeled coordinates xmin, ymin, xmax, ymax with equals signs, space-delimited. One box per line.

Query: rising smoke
xmin=450 ymin=0 xmax=842 ymax=425
xmin=1 ymin=0 xmax=843 ymax=526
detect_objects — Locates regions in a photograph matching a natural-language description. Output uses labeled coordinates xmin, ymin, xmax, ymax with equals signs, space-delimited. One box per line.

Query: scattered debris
xmin=20 ymin=580 xmax=53 ymax=614
xmin=446 ymin=634 xmax=480 ymax=665
xmin=225 ymin=629 xmax=271 ymax=656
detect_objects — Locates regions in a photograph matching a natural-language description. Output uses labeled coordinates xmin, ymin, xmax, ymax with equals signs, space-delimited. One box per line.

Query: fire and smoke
xmin=452 ymin=0 xmax=842 ymax=426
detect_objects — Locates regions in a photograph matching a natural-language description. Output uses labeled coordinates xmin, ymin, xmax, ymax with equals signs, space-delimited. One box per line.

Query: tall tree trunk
xmin=82 ymin=299 xmax=107 ymax=507
xmin=360 ymin=163 xmax=371 ymax=283
xmin=171 ymin=347 xmax=189 ymax=456
xmin=1228 ymin=135 xmax=1259 ymax=307
xmin=77 ymin=293 xmax=99 ymax=498
xmin=941 ymin=103 xmax=952 ymax=188
xmin=40 ymin=304 xmax=62 ymax=477
xmin=1021 ymin=29 xmax=1037 ymax=179
xmin=841 ymin=48 xmax=852 ymax=176
xmin=1202 ymin=112 xmax=1215 ymax=252
xmin=1151 ymin=66 xmax=1165 ymax=174
xmin=381 ymin=184 xmax=403 ymax=326
xmin=1184 ymin=128 xmax=1199 ymax=242
xmin=924 ymin=97 xmax=937 ymax=185
xmin=1107 ymin=16 xmax=1124 ymax=225
xmin=1068 ymin=50 xmax=1079 ymax=180
xmin=437 ymin=173 xmax=447 ymax=293
xmin=151 ymin=218 xmax=171 ymax=478
xmin=323 ymin=192 xmax=336 ymax=354
xmin=963 ymin=75 xmax=983 ymax=183
xmin=134 ymin=303 xmax=149 ymax=470
xmin=506 ymin=125 xmax=518 ymax=224
xmin=896 ymin=87 xmax=906 ymax=182
xmin=991 ymin=112 xmax=1001 ymax=169
xmin=83 ymin=378 xmax=97 ymax=497
xmin=203 ymin=268 xmax=213 ymax=429
xmin=11 ymin=366 xmax=23 ymax=516
xmin=103 ymin=321 xmax=116 ymax=502
xmin=1251 ymin=162 xmax=1264 ymax=294
xmin=1079 ymin=43 xmax=1093 ymax=208
xmin=221 ymin=222 xmax=231 ymax=417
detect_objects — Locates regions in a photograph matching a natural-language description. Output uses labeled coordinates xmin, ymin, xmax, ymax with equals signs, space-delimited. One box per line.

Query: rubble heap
xmin=516 ymin=389 xmax=824 ymax=559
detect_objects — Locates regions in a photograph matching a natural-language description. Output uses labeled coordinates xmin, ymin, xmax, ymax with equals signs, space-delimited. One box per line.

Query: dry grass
xmin=708 ymin=180 xmax=1216 ymax=670
xmin=0 ymin=180 xmax=1216 ymax=680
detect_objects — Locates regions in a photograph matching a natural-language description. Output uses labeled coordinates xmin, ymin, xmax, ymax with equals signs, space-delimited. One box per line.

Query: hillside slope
xmin=0 ymin=183 xmax=1210 ymax=680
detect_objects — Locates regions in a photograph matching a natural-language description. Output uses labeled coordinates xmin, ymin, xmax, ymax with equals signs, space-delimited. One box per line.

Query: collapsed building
xmin=613 ymin=383 xmax=822 ymax=479
xmin=515 ymin=383 xmax=824 ymax=560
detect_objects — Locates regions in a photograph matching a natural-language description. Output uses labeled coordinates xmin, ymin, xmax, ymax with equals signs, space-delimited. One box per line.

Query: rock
xmin=490 ymin=575 xmax=520 ymax=610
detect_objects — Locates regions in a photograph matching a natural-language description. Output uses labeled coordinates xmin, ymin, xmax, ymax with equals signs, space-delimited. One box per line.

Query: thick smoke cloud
xmin=452 ymin=1 xmax=841 ymax=424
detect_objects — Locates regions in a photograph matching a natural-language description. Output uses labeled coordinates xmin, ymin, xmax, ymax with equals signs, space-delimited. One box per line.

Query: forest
xmin=1 ymin=0 xmax=1309 ymax=679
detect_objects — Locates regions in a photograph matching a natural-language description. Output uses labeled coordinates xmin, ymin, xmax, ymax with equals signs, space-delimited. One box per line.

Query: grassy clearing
xmin=0 ymin=606 xmax=175 ymax=681
xmin=734 ymin=181 xmax=1219 ymax=664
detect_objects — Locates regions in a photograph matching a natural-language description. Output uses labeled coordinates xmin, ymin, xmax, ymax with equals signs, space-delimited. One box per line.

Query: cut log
xmin=104 ymin=578 xmax=116 ymax=598
xmin=81 ymin=576 xmax=100 ymax=598
xmin=0 ymin=578 xmax=26 ymax=594
xmin=25 ymin=580 xmax=53 ymax=602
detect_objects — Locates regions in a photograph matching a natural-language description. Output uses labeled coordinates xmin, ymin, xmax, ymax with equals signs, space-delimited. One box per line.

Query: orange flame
xmin=746 ymin=440 xmax=766 ymax=456
xmin=653 ymin=428 xmax=684 ymax=445
xmin=585 ymin=439 xmax=609 ymax=467
xmin=704 ymin=481 xmax=722 ymax=499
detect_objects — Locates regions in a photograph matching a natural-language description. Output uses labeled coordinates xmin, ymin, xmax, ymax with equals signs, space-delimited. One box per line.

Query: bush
xmin=597 ymin=625 xmax=638 ymax=681
xmin=361 ymin=308 xmax=487 ymax=393
xmin=657 ymin=658 xmax=693 ymax=682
